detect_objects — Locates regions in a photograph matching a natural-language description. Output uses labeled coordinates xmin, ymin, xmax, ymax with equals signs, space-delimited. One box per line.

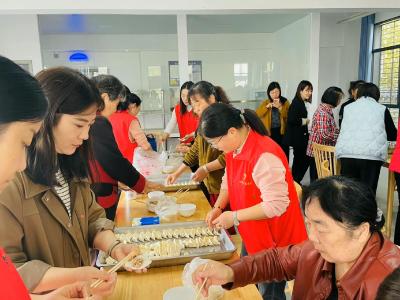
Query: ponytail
xmin=214 ymin=86 xmax=230 ymax=104
xmin=242 ymin=109 xmax=269 ymax=136
xmin=189 ymin=81 xmax=230 ymax=105
xmin=199 ymin=103 xmax=268 ymax=139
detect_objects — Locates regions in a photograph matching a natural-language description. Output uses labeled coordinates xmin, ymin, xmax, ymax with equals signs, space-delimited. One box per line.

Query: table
xmin=107 ymin=190 xmax=262 ymax=300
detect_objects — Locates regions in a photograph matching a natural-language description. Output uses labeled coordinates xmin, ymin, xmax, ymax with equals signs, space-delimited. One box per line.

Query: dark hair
xmin=294 ymin=80 xmax=313 ymax=103
xmin=356 ymin=82 xmax=380 ymax=101
xmin=321 ymin=86 xmax=344 ymax=107
xmin=26 ymin=67 xmax=103 ymax=186
xmin=301 ymin=176 xmax=385 ymax=233
xmin=117 ymin=86 xmax=142 ymax=111
xmin=91 ymin=74 xmax=125 ymax=102
xmin=179 ymin=81 xmax=194 ymax=115
xmin=0 ymin=56 xmax=48 ymax=131
xmin=376 ymin=268 xmax=400 ymax=300
xmin=267 ymin=81 xmax=287 ymax=104
xmin=189 ymin=81 xmax=230 ymax=105
xmin=199 ymin=103 xmax=269 ymax=139
xmin=348 ymin=80 xmax=365 ymax=97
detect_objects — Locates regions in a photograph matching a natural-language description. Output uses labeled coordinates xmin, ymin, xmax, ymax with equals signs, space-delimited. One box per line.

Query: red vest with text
xmin=109 ymin=110 xmax=138 ymax=163
xmin=226 ymin=130 xmax=307 ymax=254
xmin=175 ymin=104 xmax=199 ymax=143
xmin=0 ymin=248 xmax=30 ymax=300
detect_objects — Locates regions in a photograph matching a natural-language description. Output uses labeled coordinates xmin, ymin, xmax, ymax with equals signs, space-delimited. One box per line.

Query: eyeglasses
xmin=207 ymin=135 xmax=224 ymax=148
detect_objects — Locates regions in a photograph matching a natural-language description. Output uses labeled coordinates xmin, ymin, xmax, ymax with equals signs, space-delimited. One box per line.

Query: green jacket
xmin=183 ymin=135 xmax=225 ymax=194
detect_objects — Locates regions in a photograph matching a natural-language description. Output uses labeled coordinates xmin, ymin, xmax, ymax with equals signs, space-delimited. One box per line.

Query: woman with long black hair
xmin=284 ymin=80 xmax=313 ymax=183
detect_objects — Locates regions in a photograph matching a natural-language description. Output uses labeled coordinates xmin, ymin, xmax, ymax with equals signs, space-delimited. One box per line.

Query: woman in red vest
xmin=109 ymin=87 xmax=152 ymax=163
xmin=201 ymin=103 xmax=307 ymax=300
xmin=162 ymin=81 xmax=198 ymax=153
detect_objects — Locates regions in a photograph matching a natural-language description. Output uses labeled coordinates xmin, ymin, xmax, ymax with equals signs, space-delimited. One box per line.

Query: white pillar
xmin=308 ymin=13 xmax=320 ymax=119
xmin=0 ymin=15 xmax=43 ymax=74
xmin=177 ymin=14 xmax=189 ymax=85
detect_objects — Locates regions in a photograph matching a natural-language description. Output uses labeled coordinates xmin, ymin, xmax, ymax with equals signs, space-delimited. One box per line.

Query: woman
xmin=109 ymin=86 xmax=152 ymax=163
xmin=306 ymin=87 xmax=343 ymax=181
xmin=162 ymin=81 xmax=198 ymax=153
xmin=284 ymin=80 xmax=313 ymax=183
xmin=256 ymin=81 xmax=290 ymax=158
xmin=336 ymin=82 xmax=397 ymax=196
xmin=388 ymin=118 xmax=400 ymax=245
xmin=199 ymin=103 xmax=307 ymax=300
xmin=338 ymin=80 xmax=365 ymax=128
xmin=166 ymin=81 xmax=229 ymax=207
xmin=0 ymin=56 xmax=99 ymax=299
xmin=0 ymin=67 xmax=139 ymax=294
xmin=90 ymin=75 xmax=159 ymax=220
xmin=193 ymin=176 xmax=400 ymax=300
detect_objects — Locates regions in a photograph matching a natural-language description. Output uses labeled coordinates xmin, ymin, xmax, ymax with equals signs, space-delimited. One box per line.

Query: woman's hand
xmin=205 ymin=207 xmax=222 ymax=227
xmin=191 ymin=167 xmax=208 ymax=182
xmin=143 ymin=180 xmax=163 ymax=193
xmin=175 ymin=143 xmax=191 ymax=153
xmin=39 ymin=281 xmax=91 ymax=300
xmin=212 ymin=211 xmax=234 ymax=229
xmin=71 ymin=267 xmax=117 ymax=297
xmin=192 ymin=261 xmax=234 ymax=298
xmin=266 ymin=103 xmax=273 ymax=109
xmin=111 ymin=243 xmax=147 ymax=273
xmin=180 ymin=133 xmax=194 ymax=143
xmin=166 ymin=172 xmax=179 ymax=185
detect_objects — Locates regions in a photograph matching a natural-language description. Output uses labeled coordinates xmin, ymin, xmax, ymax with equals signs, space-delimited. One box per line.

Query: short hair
xmin=301 ymin=176 xmax=385 ymax=233
xmin=376 ymin=268 xmax=400 ymax=300
xmin=321 ymin=86 xmax=344 ymax=107
xmin=356 ymin=82 xmax=380 ymax=101
xmin=91 ymin=74 xmax=125 ymax=101
xmin=348 ymin=80 xmax=365 ymax=96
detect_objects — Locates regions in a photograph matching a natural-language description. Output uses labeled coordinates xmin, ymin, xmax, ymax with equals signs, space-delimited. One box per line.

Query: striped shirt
xmin=54 ymin=170 xmax=71 ymax=219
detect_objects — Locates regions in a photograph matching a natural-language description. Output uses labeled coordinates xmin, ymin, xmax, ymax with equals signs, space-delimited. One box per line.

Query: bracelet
xmin=202 ymin=165 xmax=210 ymax=173
xmin=106 ymin=239 xmax=122 ymax=258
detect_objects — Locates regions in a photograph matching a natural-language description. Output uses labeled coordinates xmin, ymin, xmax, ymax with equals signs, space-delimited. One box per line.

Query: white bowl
xmin=148 ymin=191 xmax=165 ymax=200
xmin=178 ymin=203 xmax=196 ymax=217
xmin=162 ymin=165 xmax=176 ymax=174
xmin=147 ymin=195 xmax=176 ymax=212
xmin=163 ymin=286 xmax=196 ymax=300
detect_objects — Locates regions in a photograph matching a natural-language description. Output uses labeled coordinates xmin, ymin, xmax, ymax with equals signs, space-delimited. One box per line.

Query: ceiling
xmin=38 ymin=14 xmax=309 ymax=35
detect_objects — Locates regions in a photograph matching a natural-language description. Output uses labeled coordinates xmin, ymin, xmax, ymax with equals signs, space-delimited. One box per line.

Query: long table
xmin=107 ymin=190 xmax=262 ymax=300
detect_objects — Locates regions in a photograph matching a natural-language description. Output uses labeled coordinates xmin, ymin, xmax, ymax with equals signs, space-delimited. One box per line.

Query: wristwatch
xmin=233 ymin=211 xmax=240 ymax=226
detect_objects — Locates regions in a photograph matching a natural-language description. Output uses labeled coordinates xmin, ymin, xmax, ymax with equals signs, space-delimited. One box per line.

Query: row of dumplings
xmin=103 ymin=235 xmax=220 ymax=265
xmin=166 ymin=180 xmax=197 ymax=187
xmin=117 ymin=227 xmax=220 ymax=243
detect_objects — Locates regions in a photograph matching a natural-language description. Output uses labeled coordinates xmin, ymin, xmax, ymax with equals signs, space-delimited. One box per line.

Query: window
xmin=373 ymin=17 xmax=400 ymax=125
xmin=234 ymin=63 xmax=248 ymax=87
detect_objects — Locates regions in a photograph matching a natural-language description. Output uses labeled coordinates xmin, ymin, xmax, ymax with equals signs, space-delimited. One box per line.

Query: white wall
xmin=375 ymin=11 xmax=400 ymax=23
xmin=0 ymin=15 xmax=43 ymax=74
xmin=318 ymin=13 xmax=361 ymax=123
xmin=273 ymin=15 xmax=311 ymax=100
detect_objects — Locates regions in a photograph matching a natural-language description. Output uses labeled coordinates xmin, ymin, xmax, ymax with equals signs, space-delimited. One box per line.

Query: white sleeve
xmin=164 ymin=108 xmax=178 ymax=134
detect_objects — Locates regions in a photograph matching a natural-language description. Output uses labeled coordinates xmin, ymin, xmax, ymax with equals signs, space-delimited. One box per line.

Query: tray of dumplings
xmin=96 ymin=221 xmax=236 ymax=269
xmin=148 ymin=172 xmax=199 ymax=192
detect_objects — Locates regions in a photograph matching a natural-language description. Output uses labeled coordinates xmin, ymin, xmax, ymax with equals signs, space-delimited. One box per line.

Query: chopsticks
xmin=194 ymin=263 xmax=209 ymax=300
xmin=176 ymin=188 xmax=190 ymax=200
xmin=90 ymin=249 xmax=138 ymax=289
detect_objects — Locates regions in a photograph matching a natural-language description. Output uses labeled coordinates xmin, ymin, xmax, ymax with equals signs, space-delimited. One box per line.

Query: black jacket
xmin=283 ymin=98 xmax=309 ymax=148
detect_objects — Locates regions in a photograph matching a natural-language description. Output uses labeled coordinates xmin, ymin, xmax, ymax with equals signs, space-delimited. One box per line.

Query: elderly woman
xmin=193 ymin=176 xmax=400 ymax=299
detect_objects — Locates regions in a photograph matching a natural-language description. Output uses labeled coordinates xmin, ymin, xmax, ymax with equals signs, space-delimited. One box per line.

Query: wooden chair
xmin=312 ymin=143 xmax=340 ymax=178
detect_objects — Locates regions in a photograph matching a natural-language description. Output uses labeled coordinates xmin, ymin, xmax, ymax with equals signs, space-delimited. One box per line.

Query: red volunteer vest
xmin=226 ymin=130 xmax=307 ymax=254
xmin=0 ymin=248 xmax=30 ymax=300
xmin=109 ymin=110 xmax=138 ymax=163
xmin=175 ymin=104 xmax=199 ymax=143
xmin=89 ymin=160 xmax=118 ymax=208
